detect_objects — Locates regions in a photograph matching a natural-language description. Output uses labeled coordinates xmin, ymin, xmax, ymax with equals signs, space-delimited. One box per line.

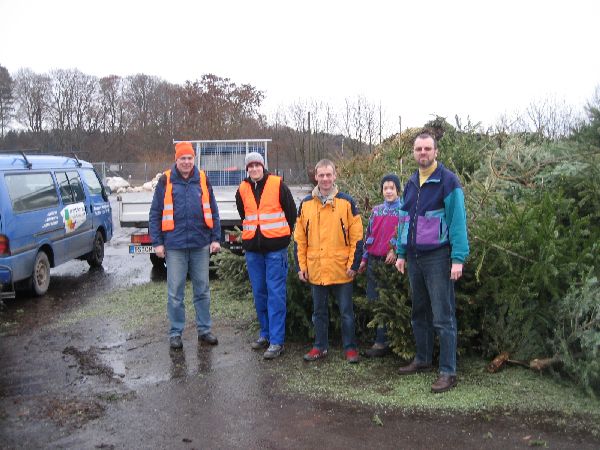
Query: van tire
xmin=31 ymin=251 xmax=51 ymax=296
xmin=87 ymin=231 xmax=105 ymax=268
xmin=150 ymin=253 xmax=167 ymax=271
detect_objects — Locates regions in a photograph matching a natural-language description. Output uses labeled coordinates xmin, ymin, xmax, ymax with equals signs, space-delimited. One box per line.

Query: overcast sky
xmin=1 ymin=0 xmax=599 ymax=133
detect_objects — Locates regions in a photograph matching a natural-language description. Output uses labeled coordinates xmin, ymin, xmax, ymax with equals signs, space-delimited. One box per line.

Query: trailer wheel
xmin=31 ymin=251 xmax=51 ymax=296
xmin=150 ymin=253 xmax=167 ymax=271
xmin=87 ymin=231 xmax=105 ymax=268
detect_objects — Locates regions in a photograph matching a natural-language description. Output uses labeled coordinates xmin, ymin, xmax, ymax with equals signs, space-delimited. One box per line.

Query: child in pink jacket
xmin=358 ymin=174 xmax=402 ymax=357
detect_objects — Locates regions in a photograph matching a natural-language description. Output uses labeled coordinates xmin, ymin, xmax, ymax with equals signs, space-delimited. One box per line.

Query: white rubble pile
xmin=106 ymin=174 xmax=163 ymax=194
xmin=105 ymin=176 xmax=130 ymax=193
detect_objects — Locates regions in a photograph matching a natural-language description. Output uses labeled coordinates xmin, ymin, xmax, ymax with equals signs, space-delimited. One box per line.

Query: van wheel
xmin=31 ymin=251 xmax=51 ymax=296
xmin=87 ymin=231 xmax=105 ymax=268
xmin=150 ymin=253 xmax=167 ymax=271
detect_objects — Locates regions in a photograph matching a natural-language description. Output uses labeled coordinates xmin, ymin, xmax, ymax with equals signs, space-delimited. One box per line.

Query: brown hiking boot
xmin=431 ymin=374 xmax=458 ymax=393
xmin=397 ymin=360 xmax=434 ymax=375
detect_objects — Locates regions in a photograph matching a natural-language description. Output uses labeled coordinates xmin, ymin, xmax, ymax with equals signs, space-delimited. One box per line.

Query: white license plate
xmin=129 ymin=245 xmax=154 ymax=254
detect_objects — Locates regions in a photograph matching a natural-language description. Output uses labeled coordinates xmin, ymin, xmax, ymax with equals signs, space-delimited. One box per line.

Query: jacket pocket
xmin=416 ymin=214 xmax=441 ymax=245
xmin=398 ymin=215 xmax=410 ymax=246
xmin=332 ymin=250 xmax=352 ymax=280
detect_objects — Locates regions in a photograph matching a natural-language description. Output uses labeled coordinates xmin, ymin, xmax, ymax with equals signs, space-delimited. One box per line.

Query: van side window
xmin=4 ymin=172 xmax=60 ymax=213
xmin=56 ymin=171 xmax=86 ymax=204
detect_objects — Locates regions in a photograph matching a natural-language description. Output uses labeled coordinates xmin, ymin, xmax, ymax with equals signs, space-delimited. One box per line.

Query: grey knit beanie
xmin=245 ymin=152 xmax=265 ymax=169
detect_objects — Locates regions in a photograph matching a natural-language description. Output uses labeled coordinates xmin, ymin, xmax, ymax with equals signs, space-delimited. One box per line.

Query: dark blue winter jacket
xmin=149 ymin=164 xmax=221 ymax=250
xmin=395 ymin=162 xmax=469 ymax=263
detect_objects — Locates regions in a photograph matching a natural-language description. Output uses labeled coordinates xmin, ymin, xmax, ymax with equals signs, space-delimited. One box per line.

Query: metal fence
xmin=93 ymin=162 xmax=311 ymax=187
xmin=93 ymin=137 xmax=310 ymax=187
xmin=92 ymin=162 xmax=170 ymax=186
xmin=189 ymin=139 xmax=269 ymax=187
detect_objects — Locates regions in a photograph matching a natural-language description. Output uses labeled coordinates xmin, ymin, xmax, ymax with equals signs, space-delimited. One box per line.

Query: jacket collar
xmin=312 ymin=184 xmax=338 ymax=206
xmin=244 ymin=171 xmax=270 ymax=187
xmin=410 ymin=162 xmax=444 ymax=186
xmin=171 ymin=164 xmax=199 ymax=183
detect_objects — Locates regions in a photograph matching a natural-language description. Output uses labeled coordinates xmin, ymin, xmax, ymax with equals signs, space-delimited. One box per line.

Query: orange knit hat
xmin=175 ymin=142 xmax=195 ymax=160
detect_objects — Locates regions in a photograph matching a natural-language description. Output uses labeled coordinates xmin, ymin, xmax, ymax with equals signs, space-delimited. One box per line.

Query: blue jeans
xmin=166 ymin=246 xmax=212 ymax=337
xmin=310 ymin=282 xmax=357 ymax=351
xmin=366 ymin=256 xmax=389 ymax=345
xmin=407 ymin=246 xmax=457 ymax=375
xmin=245 ymin=248 xmax=288 ymax=345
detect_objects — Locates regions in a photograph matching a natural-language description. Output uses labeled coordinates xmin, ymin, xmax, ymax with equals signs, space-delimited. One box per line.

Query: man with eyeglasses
xmin=395 ymin=132 xmax=469 ymax=393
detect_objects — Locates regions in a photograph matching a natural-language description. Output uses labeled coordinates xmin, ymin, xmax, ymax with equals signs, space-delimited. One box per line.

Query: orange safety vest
xmin=162 ymin=169 xmax=213 ymax=231
xmin=239 ymin=176 xmax=290 ymax=240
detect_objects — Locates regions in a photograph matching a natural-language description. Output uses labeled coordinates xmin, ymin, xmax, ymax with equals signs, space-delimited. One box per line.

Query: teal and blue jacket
xmin=395 ymin=163 xmax=469 ymax=263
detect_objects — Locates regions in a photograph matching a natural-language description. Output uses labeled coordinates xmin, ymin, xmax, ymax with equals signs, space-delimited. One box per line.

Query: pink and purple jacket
xmin=361 ymin=198 xmax=403 ymax=262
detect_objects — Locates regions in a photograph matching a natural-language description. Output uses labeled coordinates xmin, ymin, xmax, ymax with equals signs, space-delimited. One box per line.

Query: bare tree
xmin=124 ymin=73 xmax=161 ymax=132
xmin=99 ymin=75 xmax=126 ymax=135
xmin=49 ymin=69 xmax=74 ymax=132
xmin=343 ymin=96 xmax=380 ymax=154
xmin=98 ymin=75 xmax=127 ymax=159
xmin=179 ymin=74 xmax=264 ymax=139
xmin=14 ymin=68 xmax=51 ymax=132
xmin=307 ymin=100 xmax=340 ymax=162
xmin=46 ymin=69 xmax=99 ymax=150
xmin=73 ymin=72 xmax=99 ymax=133
xmin=0 ymin=65 xmax=14 ymax=138
xmin=585 ymin=85 xmax=600 ymax=115
xmin=363 ymin=101 xmax=376 ymax=153
xmin=525 ymin=96 xmax=582 ymax=140
xmin=152 ymin=80 xmax=183 ymax=141
xmin=288 ymin=100 xmax=309 ymax=171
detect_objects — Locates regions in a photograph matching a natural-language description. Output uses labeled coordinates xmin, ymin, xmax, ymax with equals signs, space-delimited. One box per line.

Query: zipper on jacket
xmin=340 ymin=219 xmax=348 ymax=246
xmin=253 ymin=179 xmax=262 ymax=248
xmin=306 ymin=219 xmax=310 ymax=246
xmin=411 ymin=180 xmax=421 ymax=248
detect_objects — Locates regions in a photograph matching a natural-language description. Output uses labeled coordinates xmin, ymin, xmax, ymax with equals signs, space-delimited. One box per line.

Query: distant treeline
xmin=0 ymin=66 xmax=374 ymax=180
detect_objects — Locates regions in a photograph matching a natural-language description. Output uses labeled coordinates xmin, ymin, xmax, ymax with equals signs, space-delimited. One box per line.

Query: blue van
xmin=0 ymin=153 xmax=113 ymax=298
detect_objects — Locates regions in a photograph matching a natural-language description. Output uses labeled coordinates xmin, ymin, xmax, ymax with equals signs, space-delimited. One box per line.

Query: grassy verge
xmin=268 ymin=346 xmax=600 ymax=437
xmin=53 ymin=278 xmax=255 ymax=331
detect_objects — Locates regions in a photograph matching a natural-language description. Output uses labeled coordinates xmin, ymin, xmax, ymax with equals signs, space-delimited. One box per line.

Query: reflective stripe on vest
xmin=239 ymin=175 xmax=290 ymax=240
xmin=199 ymin=170 xmax=214 ymax=228
xmin=161 ymin=169 xmax=214 ymax=231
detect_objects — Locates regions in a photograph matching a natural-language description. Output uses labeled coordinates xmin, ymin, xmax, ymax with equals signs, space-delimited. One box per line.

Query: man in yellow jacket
xmin=294 ymin=159 xmax=363 ymax=363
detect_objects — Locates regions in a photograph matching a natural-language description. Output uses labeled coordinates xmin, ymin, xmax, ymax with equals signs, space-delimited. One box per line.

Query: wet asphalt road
xmin=1 ymin=197 xmax=599 ymax=449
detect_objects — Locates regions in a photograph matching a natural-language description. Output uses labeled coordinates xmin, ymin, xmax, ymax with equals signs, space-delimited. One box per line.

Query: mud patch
xmin=42 ymin=397 xmax=105 ymax=428
xmin=63 ymin=346 xmax=119 ymax=381
xmin=96 ymin=391 xmax=137 ymax=402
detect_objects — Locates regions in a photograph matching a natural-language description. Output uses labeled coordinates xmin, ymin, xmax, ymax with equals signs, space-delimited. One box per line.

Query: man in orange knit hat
xmin=149 ymin=141 xmax=221 ymax=349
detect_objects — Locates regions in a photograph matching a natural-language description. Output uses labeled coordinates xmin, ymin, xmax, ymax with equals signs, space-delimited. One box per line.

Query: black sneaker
xmin=169 ymin=335 xmax=183 ymax=349
xmin=198 ymin=332 xmax=218 ymax=345
xmin=251 ymin=336 xmax=269 ymax=350
xmin=263 ymin=344 xmax=284 ymax=359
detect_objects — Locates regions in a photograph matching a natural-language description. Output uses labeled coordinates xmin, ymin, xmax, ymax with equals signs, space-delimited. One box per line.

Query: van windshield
xmin=80 ymin=169 xmax=103 ymax=195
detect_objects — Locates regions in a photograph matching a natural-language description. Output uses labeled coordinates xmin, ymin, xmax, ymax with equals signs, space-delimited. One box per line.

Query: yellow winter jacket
xmin=294 ymin=187 xmax=363 ymax=285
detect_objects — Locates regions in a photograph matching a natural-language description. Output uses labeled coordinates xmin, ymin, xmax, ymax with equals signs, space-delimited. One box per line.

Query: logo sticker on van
xmin=61 ymin=203 xmax=87 ymax=233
